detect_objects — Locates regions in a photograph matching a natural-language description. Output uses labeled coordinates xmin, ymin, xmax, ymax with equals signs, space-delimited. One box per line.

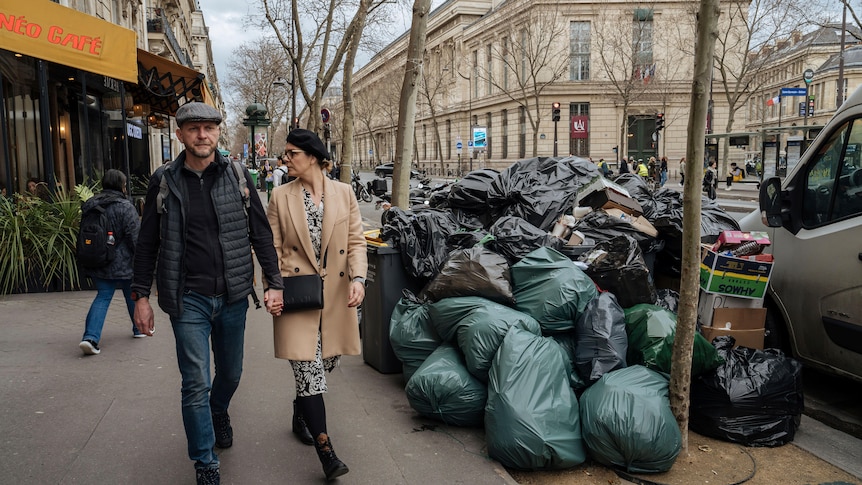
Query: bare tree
xmin=712 ymin=0 xmax=809 ymax=172
xmin=670 ymin=0 xmax=720 ymax=455
xmin=482 ymin=0 xmax=569 ymax=157
xmin=392 ymin=0 xmax=432 ymax=208
xmin=353 ymin=86 xmax=383 ymax=165
xmin=593 ymin=2 xmax=660 ymax=158
xmin=222 ymin=38 xmax=292 ymax=156
xmin=418 ymin=46 xmax=452 ymax=173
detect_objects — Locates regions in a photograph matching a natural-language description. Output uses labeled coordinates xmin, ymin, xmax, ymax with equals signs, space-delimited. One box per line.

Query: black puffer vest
xmin=155 ymin=153 xmax=253 ymax=317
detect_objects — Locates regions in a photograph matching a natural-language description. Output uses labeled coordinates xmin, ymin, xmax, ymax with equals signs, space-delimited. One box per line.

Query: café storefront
xmin=1 ymin=0 xmax=214 ymax=197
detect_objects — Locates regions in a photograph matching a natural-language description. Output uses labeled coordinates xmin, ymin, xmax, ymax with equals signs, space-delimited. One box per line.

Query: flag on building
xmin=766 ymin=95 xmax=780 ymax=106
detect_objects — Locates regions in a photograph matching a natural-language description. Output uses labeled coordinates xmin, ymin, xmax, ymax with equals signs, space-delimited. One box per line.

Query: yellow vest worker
xmin=638 ymin=161 xmax=649 ymax=177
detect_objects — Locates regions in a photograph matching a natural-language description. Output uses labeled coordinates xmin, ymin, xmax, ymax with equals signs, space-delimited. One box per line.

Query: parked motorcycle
xmin=352 ymin=171 xmax=373 ymax=202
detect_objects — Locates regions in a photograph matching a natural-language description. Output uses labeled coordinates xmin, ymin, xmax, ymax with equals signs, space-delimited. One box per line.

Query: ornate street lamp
xmin=243 ymin=102 xmax=270 ymax=170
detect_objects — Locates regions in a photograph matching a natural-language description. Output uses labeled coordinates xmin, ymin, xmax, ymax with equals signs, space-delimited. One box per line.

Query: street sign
xmin=321 ymin=108 xmax=331 ymax=123
xmin=456 ymin=141 xmax=463 ymax=149
xmin=781 ymin=87 xmax=807 ymax=97
xmin=803 ymin=69 xmax=815 ymax=84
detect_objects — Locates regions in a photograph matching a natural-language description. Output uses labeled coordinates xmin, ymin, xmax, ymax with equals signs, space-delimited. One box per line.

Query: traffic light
xmin=552 ymin=102 xmax=561 ymax=122
xmin=655 ymin=113 xmax=665 ymax=131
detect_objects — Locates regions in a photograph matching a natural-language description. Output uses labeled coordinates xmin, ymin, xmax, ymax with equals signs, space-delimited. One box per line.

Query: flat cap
xmin=176 ymin=102 xmax=223 ymax=126
xmin=286 ymin=128 xmax=330 ymax=161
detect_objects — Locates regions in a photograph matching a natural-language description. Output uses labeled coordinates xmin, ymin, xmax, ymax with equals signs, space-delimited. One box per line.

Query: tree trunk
xmin=670 ymin=0 xmax=720 ymax=456
xmin=339 ymin=0 xmax=371 ymax=184
xmin=392 ymin=0 xmax=431 ymax=208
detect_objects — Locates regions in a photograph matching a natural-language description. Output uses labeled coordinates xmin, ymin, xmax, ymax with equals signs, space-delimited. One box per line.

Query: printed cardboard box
xmin=700 ymin=307 xmax=767 ymax=349
xmin=699 ymin=246 xmax=773 ymax=299
xmin=712 ymin=230 xmax=771 ymax=251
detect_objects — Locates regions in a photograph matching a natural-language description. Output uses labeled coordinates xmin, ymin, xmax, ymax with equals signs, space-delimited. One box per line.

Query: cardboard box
xmin=582 ymin=188 xmax=644 ymax=216
xmin=697 ymin=290 xmax=763 ymax=327
xmin=700 ymin=246 xmax=773 ymax=299
xmin=712 ymin=230 xmax=771 ymax=251
xmin=700 ymin=307 xmax=767 ymax=349
xmin=604 ymin=208 xmax=659 ymax=237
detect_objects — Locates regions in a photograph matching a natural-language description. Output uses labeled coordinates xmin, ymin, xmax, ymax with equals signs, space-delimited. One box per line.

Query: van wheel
xmin=763 ymin=302 xmax=793 ymax=355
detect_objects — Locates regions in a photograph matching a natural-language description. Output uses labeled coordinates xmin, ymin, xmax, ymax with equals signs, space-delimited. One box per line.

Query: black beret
xmin=176 ymin=102 xmax=223 ymax=126
xmin=286 ymin=129 xmax=330 ymax=161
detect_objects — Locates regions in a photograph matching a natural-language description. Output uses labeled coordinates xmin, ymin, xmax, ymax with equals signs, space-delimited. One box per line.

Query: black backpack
xmin=276 ymin=166 xmax=290 ymax=185
xmin=76 ymin=197 xmax=119 ymax=269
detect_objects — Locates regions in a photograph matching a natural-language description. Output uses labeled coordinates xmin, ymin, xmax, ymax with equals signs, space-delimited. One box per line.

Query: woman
xmin=79 ymin=169 xmax=141 ymax=355
xmin=266 ymin=129 xmax=367 ymax=481
xmin=679 ymin=157 xmax=686 ymax=186
xmin=659 ymin=156 xmax=668 ymax=187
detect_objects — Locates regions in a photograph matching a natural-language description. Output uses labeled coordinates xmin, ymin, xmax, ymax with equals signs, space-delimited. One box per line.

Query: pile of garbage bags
xmin=382 ymin=157 xmax=802 ymax=472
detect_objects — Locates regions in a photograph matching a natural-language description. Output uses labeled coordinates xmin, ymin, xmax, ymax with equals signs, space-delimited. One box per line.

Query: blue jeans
xmin=83 ymin=278 xmax=135 ymax=342
xmin=170 ymin=290 xmax=248 ymax=470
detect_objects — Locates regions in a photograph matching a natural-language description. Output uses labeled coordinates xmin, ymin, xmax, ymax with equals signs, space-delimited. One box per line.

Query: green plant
xmin=0 ymin=185 xmax=89 ymax=294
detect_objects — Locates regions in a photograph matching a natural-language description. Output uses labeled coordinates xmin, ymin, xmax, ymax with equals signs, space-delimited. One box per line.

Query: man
xmin=272 ymin=154 xmax=290 ymax=189
xmin=132 ymin=102 xmax=284 ymax=485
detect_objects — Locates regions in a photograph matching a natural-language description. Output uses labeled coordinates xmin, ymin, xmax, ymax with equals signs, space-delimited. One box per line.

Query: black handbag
xmin=282 ymin=249 xmax=327 ymax=311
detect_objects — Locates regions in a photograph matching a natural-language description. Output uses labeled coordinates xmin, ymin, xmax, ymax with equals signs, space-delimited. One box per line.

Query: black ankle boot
xmin=314 ymin=433 xmax=349 ymax=481
xmin=292 ymin=399 xmax=314 ymax=446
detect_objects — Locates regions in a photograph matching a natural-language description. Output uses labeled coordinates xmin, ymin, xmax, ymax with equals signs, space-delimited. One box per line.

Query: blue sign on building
xmin=781 ymin=87 xmax=808 ymax=97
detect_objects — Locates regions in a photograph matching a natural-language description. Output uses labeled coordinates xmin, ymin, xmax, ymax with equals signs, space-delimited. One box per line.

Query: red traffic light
xmin=552 ymin=102 xmax=561 ymax=109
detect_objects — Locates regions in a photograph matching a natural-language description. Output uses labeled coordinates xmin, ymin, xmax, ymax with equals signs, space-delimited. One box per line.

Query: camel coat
xmin=267 ymin=176 xmax=367 ymax=361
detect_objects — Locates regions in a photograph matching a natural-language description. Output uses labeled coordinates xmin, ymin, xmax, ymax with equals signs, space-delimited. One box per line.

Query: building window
xmin=569 ymin=103 xmax=590 ymax=157
xmin=486 ymin=44 xmax=493 ymax=95
xmin=486 ymin=112 xmax=493 ymax=159
xmin=472 ymin=50 xmax=479 ymax=99
xmin=446 ymin=120 xmax=452 ymax=160
xmin=569 ymin=21 xmax=590 ymax=81
xmin=503 ymin=37 xmax=509 ymax=90
xmin=519 ymin=106 xmax=526 ymax=158
xmin=422 ymin=124 xmax=427 ymax=160
xmin=520 ymin=29 xmax=527 ymax=81
xmin=501 ymin=109 xmax=508 ymax=159
xmin=633 ymin=11 xmax=653 ymax=69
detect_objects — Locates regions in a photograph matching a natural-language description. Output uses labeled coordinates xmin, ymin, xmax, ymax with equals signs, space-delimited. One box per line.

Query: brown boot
xmin=314 ymin=433 xmax=349 ymax=481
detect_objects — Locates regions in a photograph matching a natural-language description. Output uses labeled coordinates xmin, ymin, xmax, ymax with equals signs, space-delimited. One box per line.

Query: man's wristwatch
xmin=130 ymin=291 xmax=149 ymax=301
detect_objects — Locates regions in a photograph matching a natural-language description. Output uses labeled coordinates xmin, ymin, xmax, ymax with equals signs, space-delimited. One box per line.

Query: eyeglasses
xmin=284 ymin=149 xmax=305 ymax=159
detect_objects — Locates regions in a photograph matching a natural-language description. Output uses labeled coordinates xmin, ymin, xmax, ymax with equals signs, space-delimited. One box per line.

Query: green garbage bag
xmin=511 ymin=247 xmax=598 ymax=333
xmin=389 ymin=292 xmax=441 ymax=381
xmin=624 ymin=304 xmax=723 ymax=377
xmin=485 ymin=326 xmax=586 ymax=470
xmin=428 ymin=296 xmax=540 ymax=382
xmin=405 ymin=344 xmax=486 ymax=427
xmin=579 ymin=365 xmax=681 ymax=473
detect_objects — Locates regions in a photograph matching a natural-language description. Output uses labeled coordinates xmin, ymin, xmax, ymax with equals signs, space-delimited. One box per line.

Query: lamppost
xmin=274 ymin=14 xmax=298 ymax=132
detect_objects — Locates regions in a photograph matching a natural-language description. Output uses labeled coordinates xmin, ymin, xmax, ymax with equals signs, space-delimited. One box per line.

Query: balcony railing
xmin=146 ymin=7 xmax=193 ymax=69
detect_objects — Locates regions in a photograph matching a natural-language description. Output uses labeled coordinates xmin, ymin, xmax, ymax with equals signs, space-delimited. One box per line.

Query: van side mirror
xmin=759 ymin=176 xmax=783 ymax=227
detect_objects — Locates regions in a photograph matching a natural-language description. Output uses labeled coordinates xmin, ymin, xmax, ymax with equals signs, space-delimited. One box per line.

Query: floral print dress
xmin=290 ymin=188 xmax=340 ymax=397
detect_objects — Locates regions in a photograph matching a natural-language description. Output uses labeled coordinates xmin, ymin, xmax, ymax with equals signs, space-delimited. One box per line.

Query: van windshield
xmin=802 ymin=119 xmax=862 ymax=226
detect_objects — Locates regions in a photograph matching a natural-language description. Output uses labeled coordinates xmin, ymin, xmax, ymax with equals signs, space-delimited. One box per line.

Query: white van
xmin=739 ymin=86 xmax=862 ymax=383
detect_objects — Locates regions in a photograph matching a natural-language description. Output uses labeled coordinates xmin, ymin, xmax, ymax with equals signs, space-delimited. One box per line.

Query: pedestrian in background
xmin=267 ymin=128 xmax=367 ymax=481
xmin=704 ymin=160 xmax=718 ymax=200
xmin=132 ymin=102 xmax=284 ymax=485
xmin=679 ymin=157 xmax=686 ymax=186
xmin=619 ymin=157 xmax=630 ymax=174
xmin=272 ymin=154 xmax=289 ymax=189
xmin=78 ymin=169 xmax=141 ymax=356
xmin=659 ymin=156 xmax=668 ymax=187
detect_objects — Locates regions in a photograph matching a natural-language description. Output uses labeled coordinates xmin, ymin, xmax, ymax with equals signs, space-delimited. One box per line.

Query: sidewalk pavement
xmin=0 ymin=290 xmax=516 ymax=484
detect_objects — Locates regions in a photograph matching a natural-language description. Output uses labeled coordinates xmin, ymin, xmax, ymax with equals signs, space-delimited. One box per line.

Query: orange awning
xmin=0 ymin=0 xmax=137 ymax=82
xmin=126 ymin=49 xmax=209 ymax=116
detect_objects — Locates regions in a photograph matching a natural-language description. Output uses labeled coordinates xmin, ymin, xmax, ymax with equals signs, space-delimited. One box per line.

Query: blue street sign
xmin=781 ymin=87 xmax=807 ymax=97
xmin=456 ymin=141 xmax=463 ymax=149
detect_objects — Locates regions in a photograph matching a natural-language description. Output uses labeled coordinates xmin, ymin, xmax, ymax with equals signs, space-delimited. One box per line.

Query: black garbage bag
xmin=550 ymin=332 xmax=588 ymax=391
xmin=405 ymin=344 xmax=487 ymax=427
xmin=623 ymin=304 xmax=724 ymax=377
xmin=574 ymin=291 xmax=628 ymax=384
xmin=511 ymin=247 xmax=598 ymax=333
xmin=449 ymin=208 xmax=487 ymax=231
xmin=701 ymin=197 xmax=741 ymax=244
xmin=691 ymin=336 xmax=804 ymax=447
xmin=581 ymin=235 xmax=657 ymax=308
xmin=580 ymin=365 xmax=681 ymax=473
xmin=389 ymin=290 xmax=441 ymax=381
xmin=485 ymin=326 xmax=586 ymax=470
xmin=380 ymin=207 xmax=462 ymax=280
xmin=487 ymin=216 xmax=566 ymax=266
xmin=654 ymin=288 xmax=680 ymax=313
xmin=649 ymin=188 xmax=685 ymax=235
xmin=487 ymin=157 xmax=599 ymax=231
xmin=448 ymin=168 xmax=500 ymax=211
xmin=572 ymin=210 xmax=653 ymax=247
xmin=446 ymin=230 xmax=490 ymax=250
xmin=421 ymin=244 xmax=514 ymax=305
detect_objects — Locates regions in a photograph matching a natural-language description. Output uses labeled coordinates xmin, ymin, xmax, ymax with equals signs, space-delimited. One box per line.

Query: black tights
xmin=296 ymin=394 xmax=327 ymax=438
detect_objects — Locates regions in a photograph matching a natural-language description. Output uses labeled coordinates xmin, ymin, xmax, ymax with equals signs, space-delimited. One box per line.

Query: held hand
xmin=134 ymin=299 xmax=155 ymax=336
xmin=265 ymin=288 xmax=284 ymax=316
xmin=347 ymin=281 xmax=365 ymax=308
